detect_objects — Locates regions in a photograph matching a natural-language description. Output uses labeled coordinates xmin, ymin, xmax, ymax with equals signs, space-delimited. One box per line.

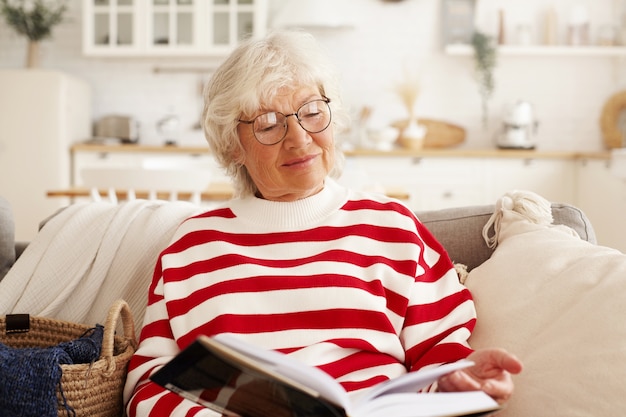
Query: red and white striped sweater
xmin=124 ymin=179 xmax=476 ymax=417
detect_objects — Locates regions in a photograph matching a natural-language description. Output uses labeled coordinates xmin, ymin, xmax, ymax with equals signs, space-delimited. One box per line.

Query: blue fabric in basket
xmin=0 ymin=324 xmax=104 ymax=417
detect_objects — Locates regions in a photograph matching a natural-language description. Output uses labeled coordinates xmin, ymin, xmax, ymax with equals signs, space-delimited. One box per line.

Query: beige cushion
xmin=464 ymin=193 xmax=626 ymax=417
xmin=416 ymin=203 xmax=596 ymax=271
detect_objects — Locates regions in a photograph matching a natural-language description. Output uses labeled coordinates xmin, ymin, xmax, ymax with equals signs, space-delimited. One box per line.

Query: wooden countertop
xmin=47 ymin=183 xmax=235 ymax=201
xmin=71 ymin=143 xmax=611 ymax=160
xmin=47 ymin=184 xmax=410 ymax=201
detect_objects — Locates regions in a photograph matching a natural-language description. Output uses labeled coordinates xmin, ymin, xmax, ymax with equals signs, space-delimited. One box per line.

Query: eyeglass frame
xmin=237 ymin=96 xmax=332 ymax=145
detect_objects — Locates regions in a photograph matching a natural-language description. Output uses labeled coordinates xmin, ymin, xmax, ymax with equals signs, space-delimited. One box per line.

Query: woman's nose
xmin=283 ymin=115 xmax=310 ymax=147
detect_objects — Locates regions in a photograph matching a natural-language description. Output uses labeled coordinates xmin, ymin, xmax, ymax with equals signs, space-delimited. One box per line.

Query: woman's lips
xmin=282 ymin=154 xmax=319 ymax=167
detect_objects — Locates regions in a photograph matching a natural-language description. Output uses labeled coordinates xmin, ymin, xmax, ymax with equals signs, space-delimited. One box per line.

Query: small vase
xmin=400 ymin=118 xmax=427 ymax=150
xmin=26 ymin=41 xmax=40 ymax=68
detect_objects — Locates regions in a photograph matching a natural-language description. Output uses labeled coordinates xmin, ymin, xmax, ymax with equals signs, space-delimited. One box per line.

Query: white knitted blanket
xmin=0 ymin=199 xmax=203 ymax=329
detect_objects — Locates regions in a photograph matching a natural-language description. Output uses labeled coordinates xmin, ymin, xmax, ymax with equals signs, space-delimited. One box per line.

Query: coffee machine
xmin=496 ymin=101 xmax=539 ymax=149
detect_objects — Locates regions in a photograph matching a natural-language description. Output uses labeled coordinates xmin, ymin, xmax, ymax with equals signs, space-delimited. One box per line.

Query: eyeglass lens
xmin=252 ymin=99 xmax=331 ymax=145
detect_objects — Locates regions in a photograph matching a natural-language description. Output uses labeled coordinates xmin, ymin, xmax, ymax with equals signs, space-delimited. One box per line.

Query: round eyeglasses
xmin=238 ymin=97 xmax=332 ymax=145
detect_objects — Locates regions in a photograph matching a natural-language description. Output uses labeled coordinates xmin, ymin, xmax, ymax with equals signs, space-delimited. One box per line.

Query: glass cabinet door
xmin=90 ymin=0 xmax=137 ymax=49
xmin=83 ymin=0 xmax=266 ymax=55
xmin=148 ymin=0 xmax=197 ymax=49
xmin=210 ymin=0 xmax=258 ymax=47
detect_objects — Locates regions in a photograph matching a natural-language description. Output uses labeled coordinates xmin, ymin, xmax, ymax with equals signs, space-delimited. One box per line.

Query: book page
xmin=355 ymin=391 xmax=499 ymax=417
xmin=356 ymin=360 xmax=475 ymax=404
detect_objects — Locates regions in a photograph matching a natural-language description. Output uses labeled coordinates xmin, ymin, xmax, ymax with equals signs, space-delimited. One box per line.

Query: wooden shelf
xmin=445 ymin=44 xmax=626 ymax=57
xmin=72 ymin=143 xmax=610 ymax=160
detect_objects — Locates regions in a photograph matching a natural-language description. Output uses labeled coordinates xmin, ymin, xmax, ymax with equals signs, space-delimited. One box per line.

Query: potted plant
xmin=470 ymin=31 xmax=497 ymax=129
xmin=0 ymin=0 xmax=68 ymax=67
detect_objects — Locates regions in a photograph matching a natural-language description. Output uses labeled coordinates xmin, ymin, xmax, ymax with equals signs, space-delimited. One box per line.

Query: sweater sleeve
xmin=401 ymin=220 xmax=476 ymax=372
xmin=123 ymin=259 xmax=217 ymax=417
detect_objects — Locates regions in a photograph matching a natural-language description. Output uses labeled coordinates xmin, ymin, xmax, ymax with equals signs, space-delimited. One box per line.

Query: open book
xmin=150 ymin=334 xmax=500 ymax=417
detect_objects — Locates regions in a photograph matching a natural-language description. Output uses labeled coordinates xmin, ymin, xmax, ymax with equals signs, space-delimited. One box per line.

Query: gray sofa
xmin=2 ymin=195 xmax=616 ymax=417
xmin=0 ymin=195 xmax=596 ymax=282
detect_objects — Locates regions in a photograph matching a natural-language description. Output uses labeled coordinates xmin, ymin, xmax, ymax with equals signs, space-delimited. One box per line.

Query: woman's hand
xmin=437 ymin=348 xmax=523 ymax=404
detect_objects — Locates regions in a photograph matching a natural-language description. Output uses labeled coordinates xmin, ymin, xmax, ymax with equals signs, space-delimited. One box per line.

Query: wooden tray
xmin=600 ymin=90 xmax=626 ymax=149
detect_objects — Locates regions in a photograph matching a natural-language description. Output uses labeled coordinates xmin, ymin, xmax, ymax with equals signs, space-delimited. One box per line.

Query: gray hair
xmin=202 ymin=30 xmax=349 ymax=197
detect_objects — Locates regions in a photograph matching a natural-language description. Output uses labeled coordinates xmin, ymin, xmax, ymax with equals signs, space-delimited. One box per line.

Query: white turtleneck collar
xmin=228 ymin=178 xmax=349 ymax=231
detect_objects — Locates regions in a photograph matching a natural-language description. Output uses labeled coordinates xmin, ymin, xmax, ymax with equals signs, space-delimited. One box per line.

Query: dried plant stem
xmin=471 ymin=31 xmax=497 ymax=129
xmin=394 ymin=70 xmax=421 ymax=120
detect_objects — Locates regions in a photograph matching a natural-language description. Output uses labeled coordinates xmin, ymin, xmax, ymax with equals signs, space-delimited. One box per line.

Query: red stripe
xmin=185 ymin=406 xmax=206 ymax=417
xmin=128 ymin=382 xmax=167 ymax=417
xmin=147 ymin=259 xmax=164 ymax=298
xmin=193 ymin=207 xmax=236 ymax=219
xmin=166 ymin=273 xmax=407 ymax=318
xmin=153 ymin=389 xmax=186 ymax=415
xmin=139 ymin=318 xmax=174 ymax=341
xmin=384 ymin=286 xmax=410 ymax=317
xmin=405 ymin=289 xmax=473 ymax=326
xmin=178 ymin=308 xmax=396 ymax=348
xmin=127 ymin=354 xmax=156 ymax=374
xmin=410 ymin=342 xmax=474 ymax=372
xmin=341 ymin=374 xmax=390 ymax=392
xmin=164 ymin=249 xmax=416 ymax=283
xmin=318 ymin=348 xmax=401 ymax=379
xmin=341 ymin=199 xmax=415 ymax=218
xmin=405 ymin=318 xmax=476 ymax=368
xmin=165 ymin=223 xmax=421 ymax=256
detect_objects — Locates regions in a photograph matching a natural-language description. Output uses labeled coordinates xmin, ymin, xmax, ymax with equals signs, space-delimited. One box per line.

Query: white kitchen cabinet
xmin=72 ymin=151 xmax=143 ymax=185
xmin=343 ymin=156 xmax=490 ymax=211
xmin=82 ymin=0 xmax=267 ymax=57
xmin=407 ymin=157 xmax=488 ymax=210
xmin=343 ymin=154 xmax=576 ymax=212
xmin=488 ymin=157 xmax=576 ymax=204
xmin=71 ymin=147 xmax=226 ymax=191
xmin=575 ymin=158 xmax=626 ymax=253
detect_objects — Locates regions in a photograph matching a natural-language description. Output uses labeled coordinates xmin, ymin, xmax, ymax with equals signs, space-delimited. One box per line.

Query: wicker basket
xmin=0 ymin=299 xmax=137 ymax=417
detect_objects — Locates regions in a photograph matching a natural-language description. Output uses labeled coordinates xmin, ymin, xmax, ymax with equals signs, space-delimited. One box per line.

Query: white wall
xmin=1 ymin=0 xmax=625 ymax=151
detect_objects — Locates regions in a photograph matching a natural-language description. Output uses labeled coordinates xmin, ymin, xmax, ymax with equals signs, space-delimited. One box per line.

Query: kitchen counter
xmin=71 ymin=143 xmax=610 ymax=160
xmin=47 ymin=184 xmax=410 ymax=202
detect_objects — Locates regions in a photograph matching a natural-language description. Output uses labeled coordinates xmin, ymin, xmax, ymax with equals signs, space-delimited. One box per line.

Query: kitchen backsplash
xmin=1 ymin=0 xmax=624 ymax=151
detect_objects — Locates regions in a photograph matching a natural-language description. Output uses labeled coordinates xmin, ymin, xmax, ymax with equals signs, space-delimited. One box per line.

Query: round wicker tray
xmin=600 ymin=90 xmax=626 ymax=149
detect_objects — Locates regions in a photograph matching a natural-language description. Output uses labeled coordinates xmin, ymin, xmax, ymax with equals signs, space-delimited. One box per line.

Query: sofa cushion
xmin=0 ymin=196 xmax=16 ymax=282
xmin=464 ymin=191 xmax=626 ymax=417
xmin=416 ymin=202 xmax=596 ymax=271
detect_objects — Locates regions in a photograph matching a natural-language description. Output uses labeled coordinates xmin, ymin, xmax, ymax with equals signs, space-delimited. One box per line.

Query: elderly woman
xmin=124 ymin=30 xmax=522 ymax=417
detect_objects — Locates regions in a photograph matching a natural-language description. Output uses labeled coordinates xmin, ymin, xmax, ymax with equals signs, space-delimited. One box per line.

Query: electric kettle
xmin=496 ymin=101 xmax=539 ymax=149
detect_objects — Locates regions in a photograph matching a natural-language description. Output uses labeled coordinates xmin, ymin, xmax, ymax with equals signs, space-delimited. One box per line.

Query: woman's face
xmin=236 ymin=86 xmax=335 ymax=202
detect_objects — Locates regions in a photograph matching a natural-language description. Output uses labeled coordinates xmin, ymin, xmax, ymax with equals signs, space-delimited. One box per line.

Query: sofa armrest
xmin=416 ymin=203 xmax=596 ymax=271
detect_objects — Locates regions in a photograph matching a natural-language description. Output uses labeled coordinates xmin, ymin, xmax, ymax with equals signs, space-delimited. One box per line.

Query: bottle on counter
xmin=567 ymin=5 xmax=590 ymax=46
xmin=543 ymin=7 xmax=558 ymax=45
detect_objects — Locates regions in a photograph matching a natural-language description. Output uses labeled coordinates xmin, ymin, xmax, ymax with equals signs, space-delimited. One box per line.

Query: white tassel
xmin=89 ymin=188 xmax=102 ymax=202
xmin=483 ymin=190 xmax=553 ymax=249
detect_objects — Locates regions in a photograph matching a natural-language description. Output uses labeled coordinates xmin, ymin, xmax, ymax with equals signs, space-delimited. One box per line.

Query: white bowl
xmin=368 ymin=126 xmax=399 ymax=150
